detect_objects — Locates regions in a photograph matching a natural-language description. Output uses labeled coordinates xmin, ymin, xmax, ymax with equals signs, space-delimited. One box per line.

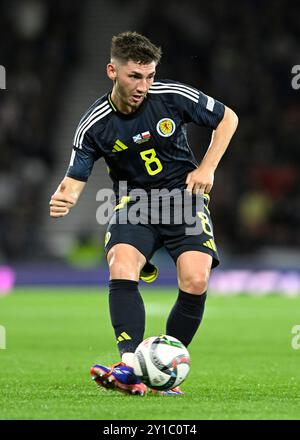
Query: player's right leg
xmin=91 ymin=243 xmax=147 ymax=395
xmin=91 ymin=221 xmax=161 ymax=396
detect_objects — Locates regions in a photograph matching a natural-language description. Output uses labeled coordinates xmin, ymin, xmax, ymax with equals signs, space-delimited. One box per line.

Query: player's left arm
xmin=186 ymin=106 xmax=238 ymax=194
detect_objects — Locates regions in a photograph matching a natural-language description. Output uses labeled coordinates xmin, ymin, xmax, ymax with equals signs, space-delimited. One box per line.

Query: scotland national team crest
xmin=156 ymin=118 xmax=176 ymax=137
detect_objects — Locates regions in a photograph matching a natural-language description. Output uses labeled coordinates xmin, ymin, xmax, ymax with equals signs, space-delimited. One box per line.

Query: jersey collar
xmin=107 ymin=92 xmax=148 ymax=119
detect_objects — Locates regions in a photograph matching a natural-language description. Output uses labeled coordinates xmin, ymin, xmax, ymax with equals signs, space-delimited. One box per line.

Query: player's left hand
xmin=185 ymin=165 xmax=214 ymax=195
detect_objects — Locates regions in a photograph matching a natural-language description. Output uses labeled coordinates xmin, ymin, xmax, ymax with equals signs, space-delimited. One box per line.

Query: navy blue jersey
xmin=67 ymin=80 xmax=225 ymax=195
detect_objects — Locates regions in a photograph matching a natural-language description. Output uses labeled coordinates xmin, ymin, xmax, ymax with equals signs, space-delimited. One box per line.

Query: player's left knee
xmin=179 ymin=269 xmax=210 ymax=294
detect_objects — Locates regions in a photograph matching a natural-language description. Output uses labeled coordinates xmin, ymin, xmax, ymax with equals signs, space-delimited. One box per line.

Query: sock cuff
xmin=109 ymin=279 xmax=139 ymax=292
xmin=178 ymin=289 xmax=207 ymax=305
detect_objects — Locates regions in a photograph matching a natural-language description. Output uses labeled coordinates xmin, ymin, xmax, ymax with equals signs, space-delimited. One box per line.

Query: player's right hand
xmin=49 ymin=178 xmax=85 ymax=217
xmin=49 ymin=180 xmax=76 ymax=217
xmin=49 ymin=191 xmax=75 ymax=217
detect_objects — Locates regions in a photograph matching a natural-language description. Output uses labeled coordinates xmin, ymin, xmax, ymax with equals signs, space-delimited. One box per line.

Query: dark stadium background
xmin=1 ymin=0 xmax=300 ymax=424
xmin=0 ymin=0 xmax=299 ymax=294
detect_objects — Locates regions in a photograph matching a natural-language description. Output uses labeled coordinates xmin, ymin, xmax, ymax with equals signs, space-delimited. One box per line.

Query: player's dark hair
xmin=111 ymin=31 xmax=162 ymax=65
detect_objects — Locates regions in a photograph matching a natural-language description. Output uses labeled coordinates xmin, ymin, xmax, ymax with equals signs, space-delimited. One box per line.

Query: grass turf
xmin=0 ymin=287 xmax=300 ymax=420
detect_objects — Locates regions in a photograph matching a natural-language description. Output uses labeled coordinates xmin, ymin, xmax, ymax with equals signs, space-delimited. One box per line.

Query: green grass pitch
xmin=0 ymin=287 xmax=300 ymax=420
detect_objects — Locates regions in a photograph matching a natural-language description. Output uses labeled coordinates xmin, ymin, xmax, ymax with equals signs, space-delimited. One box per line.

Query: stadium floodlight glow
xmin=0 ymin=65 xmax=6 ymax=90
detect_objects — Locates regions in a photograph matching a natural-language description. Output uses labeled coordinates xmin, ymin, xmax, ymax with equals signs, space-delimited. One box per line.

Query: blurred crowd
xmin=139 ymin=0 xmax=300 ymax=255
xmin=0 ymin=0 xmax=81 ymax=261
xmin=0 ymin=0 xmax=299 ymax=262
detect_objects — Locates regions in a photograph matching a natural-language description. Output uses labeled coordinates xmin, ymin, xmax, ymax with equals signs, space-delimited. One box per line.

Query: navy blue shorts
xmin=104 ymin=191 xmax=219 ymax=268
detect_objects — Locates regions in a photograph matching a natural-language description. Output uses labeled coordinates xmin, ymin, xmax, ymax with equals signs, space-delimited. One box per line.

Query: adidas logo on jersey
xmin=112 ymin=139 xmax=128 ymax=152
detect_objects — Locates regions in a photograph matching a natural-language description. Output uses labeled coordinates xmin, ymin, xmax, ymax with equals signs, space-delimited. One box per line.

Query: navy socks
xmin=166 ymin=289 xmax=207 ymax=347
xmin=109 ymin=279 xmax=145 ymax=355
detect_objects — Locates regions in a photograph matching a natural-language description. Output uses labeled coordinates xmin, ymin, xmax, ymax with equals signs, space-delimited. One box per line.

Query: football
xmin=133 ymin=335 xmax=190 ymax=390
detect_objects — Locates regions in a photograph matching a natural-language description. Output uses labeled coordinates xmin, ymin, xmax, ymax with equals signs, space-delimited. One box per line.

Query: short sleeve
xmin=190 ymin=91 xmax=225 ymax=129
xmin=66 ymin=130 xmax=102 ymax=182
xmin=152 ymin=80 xmax=225 ymax=129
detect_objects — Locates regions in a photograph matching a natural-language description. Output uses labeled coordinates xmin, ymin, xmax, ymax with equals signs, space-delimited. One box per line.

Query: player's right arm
xmin=49 ymin=176 xmax=86 ymax=218
xmin=49 ymin=97 xmax=106 ymax=218
xmin=50 ymin=99 xmax=105 ymax=218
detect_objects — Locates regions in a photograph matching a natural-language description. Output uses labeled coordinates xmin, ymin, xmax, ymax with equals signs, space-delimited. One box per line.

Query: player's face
xmin=108 ymin=60 xmax=156 ymax=113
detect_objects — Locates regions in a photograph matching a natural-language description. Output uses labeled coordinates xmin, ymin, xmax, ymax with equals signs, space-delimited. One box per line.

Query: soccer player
xmin=49 ymin=32 xmax=238 ymax=396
